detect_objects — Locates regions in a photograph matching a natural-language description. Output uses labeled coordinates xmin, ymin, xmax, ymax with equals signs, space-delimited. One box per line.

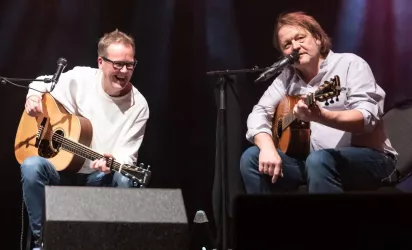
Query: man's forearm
xmin=316 ymin=109 xmax=365 ymax=133
xmin=254 ymin=132 xmax=277 ymax=151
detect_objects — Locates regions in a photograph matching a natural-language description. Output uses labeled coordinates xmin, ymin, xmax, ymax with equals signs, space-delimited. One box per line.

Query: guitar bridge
xmin=35 ymin=117 xmax=47 ymax=148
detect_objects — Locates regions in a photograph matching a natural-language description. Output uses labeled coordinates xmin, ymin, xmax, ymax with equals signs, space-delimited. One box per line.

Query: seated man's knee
xmin=114 ymin=173 xmax=133 ymax=188
xmin=240 ymin=146 xmax=260 ymax=176
xmin=305 ymin=150 xmax=336 ymax=177
xmin=20 ymin=156 xmax=46 ymax=182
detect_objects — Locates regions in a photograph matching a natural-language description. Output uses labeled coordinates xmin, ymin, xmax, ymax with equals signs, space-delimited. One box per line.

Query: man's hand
xmin=293 ymin=96 xmax=323 ymax=122
xmin=25 ymin=95 xmax=43 ymax=117
xmin=258 ymin=148 xmax=283 ymax=183
xmin=254 ymin=133 xmax=283 ymax=183
xmin=91 ymin=153 xmax=115 ymax=174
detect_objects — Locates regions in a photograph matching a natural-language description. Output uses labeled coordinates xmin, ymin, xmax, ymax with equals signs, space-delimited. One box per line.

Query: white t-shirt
xmin=27 ymin=66 xmax=149 ymax=173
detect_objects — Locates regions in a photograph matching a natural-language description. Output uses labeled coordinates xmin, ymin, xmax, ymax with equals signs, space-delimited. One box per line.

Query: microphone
xmin=254 ymin=50 xmax=299 ymax=83
xmin=50 ymin=57 xmax=68 ymax=91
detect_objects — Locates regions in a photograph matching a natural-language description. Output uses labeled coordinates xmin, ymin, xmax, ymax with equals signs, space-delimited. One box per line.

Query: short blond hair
xmin=97 ymin=29 xmax=135 ymax=57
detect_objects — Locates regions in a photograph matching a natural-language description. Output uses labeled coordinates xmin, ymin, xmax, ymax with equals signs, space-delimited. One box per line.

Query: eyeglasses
xmin=101 ymin=56 xmax=137 ymax=70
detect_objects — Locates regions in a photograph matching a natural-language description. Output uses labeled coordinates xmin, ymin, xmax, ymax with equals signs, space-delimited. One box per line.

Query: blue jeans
xmin=20 ymin=156 xmax=134 ymax=240
xmin=240 ymin=146 xmax=397 ymax=194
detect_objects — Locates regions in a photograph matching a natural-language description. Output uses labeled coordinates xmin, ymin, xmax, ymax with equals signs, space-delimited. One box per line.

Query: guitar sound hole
xmin=51 ymin=129 xmax=65 ymax=151
xmin=38 ymin=139 xmax=57 ymax=158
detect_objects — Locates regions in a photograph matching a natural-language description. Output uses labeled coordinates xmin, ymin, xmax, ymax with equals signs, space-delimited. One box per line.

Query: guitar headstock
xmin=306 ymin=75 xmax=343 ymax=106
xmin=117 ymin=163 xmax=152 ymax=187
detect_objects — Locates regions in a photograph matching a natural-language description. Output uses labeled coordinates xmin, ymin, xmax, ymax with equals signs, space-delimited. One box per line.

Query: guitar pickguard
xmin=38 ymin=139 xmax=58 ymax=158
xmin=275 ymin=119 xmax=283 ymax=139
xmin=37 ymin=129 xmax=64 ymax=159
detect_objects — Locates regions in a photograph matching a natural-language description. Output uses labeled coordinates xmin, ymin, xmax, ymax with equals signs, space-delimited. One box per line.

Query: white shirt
xmin=246 ymin=51 xmax=397 ymax=157
xmin=27 ymin=66 xmax=149 ymax=173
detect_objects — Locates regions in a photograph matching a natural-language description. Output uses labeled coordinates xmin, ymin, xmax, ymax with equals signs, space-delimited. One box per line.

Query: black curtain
xmin=2 ymin=1 xmax=410 ymax=249
xmin=1 ymin=1 xmax=218 ymax=249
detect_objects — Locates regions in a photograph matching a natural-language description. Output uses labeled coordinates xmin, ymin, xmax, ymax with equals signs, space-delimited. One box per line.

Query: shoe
xmin=33 ymin=239 xmax=41 ymax=250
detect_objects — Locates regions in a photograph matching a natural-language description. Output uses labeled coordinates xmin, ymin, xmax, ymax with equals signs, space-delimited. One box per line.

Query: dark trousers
xmin=240 ymin=146 xmax=397 ymax=193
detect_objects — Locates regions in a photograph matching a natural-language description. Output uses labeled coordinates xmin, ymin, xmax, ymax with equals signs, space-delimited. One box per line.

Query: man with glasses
xmin=20 ymin=29 xmax=149 ymax=250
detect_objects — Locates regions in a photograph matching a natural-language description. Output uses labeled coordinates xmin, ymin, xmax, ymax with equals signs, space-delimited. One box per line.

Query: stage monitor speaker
xmin=233 ymin=193 xmax=412 ymax=250
xmin=42 ymin=186 xmax=189 ymax=250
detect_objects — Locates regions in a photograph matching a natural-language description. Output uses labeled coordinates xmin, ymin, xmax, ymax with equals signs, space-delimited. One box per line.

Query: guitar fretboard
xmin=281 ymin=96 xmax=313 ymax=130
xmin=281 ymin=112 xmax=296 ymax=130
xmin=52 ymin=134 xmax=123 ymax=171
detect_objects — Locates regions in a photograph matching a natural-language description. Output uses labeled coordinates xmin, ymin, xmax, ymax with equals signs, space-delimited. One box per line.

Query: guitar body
xmin=272 ymin=95 xmax=311 ymax=160
xmin=14 ymin=93 xmax=93 ymax=172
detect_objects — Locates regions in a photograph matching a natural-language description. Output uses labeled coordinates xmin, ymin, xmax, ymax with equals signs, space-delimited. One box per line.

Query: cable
xmin=20 ymin=199 xmax=25 ymax=250
xmin=0 ymin=76 xmax=52 ymax=93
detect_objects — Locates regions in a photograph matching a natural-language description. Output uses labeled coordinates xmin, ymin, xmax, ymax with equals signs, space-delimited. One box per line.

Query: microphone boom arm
xmin=0 ymin=56 xmax=67 ymax=93
xmin=254 ymin=51 xmax=299 ymax=83
xmin=1 ymin=77 xmax=53 ymax=83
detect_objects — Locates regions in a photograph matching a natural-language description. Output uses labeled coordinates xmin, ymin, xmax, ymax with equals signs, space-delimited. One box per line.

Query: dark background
xmin=1 ymin=0 xmax=411 ymax=249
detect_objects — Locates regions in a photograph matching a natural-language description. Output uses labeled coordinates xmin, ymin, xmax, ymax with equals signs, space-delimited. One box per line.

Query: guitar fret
xmin=59 ymin=137 xmax=103 ymax=161
xmin=48 ymin=135 xmax=147 ymax=184
xmin=282 ymin=113 xmax=296 ymax=130
xmin=59 ymin=137 xmax=123 ymax=171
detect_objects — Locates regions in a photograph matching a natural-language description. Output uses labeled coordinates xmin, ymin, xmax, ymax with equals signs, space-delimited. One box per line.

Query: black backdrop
xmin=1 ymin=0 xmax=409 ymax=249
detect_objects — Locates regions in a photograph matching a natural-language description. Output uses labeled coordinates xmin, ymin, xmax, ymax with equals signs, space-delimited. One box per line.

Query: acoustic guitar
xmin=272 ymin=75 xmax=342 ymax=160
xmin=14 ymin=93 xmax=151 ymax=186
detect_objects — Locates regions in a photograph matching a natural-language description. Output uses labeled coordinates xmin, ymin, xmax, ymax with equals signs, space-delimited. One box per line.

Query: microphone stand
xmin=1 ymin=57 xmax=67 ymax=91
xmin=0 ymin=76 xmax=53 ymax=250
xmin=0 ymin=76 xmax=54 ymax=91
xmin=0 ymin=77 xmax=52 ymax=83
xmin=206 ymin=66 xmax=266 ymax=250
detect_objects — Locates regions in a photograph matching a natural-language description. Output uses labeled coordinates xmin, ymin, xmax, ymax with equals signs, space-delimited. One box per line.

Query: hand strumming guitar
xmin=91 ymin=153 xmax=114 ymax=174
xmin=25 ymin=95 xmax=43 ymax=117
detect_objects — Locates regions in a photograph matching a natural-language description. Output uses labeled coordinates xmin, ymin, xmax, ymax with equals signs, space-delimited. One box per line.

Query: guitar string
xmin=282 ymin=113 xmax=294 ymax=129
xmin=39 ymin=130 xmax=108 ymax=161
xmin=54 ymin=136 xmax=144 ymax=179
xmin=280 ymin=90 xmax=338 ymax=130
xmin=39 ymin=131 xmax=145 ymax=177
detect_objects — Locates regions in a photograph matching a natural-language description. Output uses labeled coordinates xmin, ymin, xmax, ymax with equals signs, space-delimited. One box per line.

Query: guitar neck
xmin=282 ymin=112 xmax=297 ymax=130
xmin=53 ymin=134 xmax=122 ymax=171
xmin=281 ymin=96 xmax=313 ymax=130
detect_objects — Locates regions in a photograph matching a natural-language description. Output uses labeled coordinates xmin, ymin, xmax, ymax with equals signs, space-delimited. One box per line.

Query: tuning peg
xmin=329 ymin=99 xmax=334 ymax=104
xmin=139 ymin=163 xmax=145 ymax=168
xmin=325 ymin=101 xmax=329 ymax=106
xmin=147 ymin=165 xmax=151 ymax=171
